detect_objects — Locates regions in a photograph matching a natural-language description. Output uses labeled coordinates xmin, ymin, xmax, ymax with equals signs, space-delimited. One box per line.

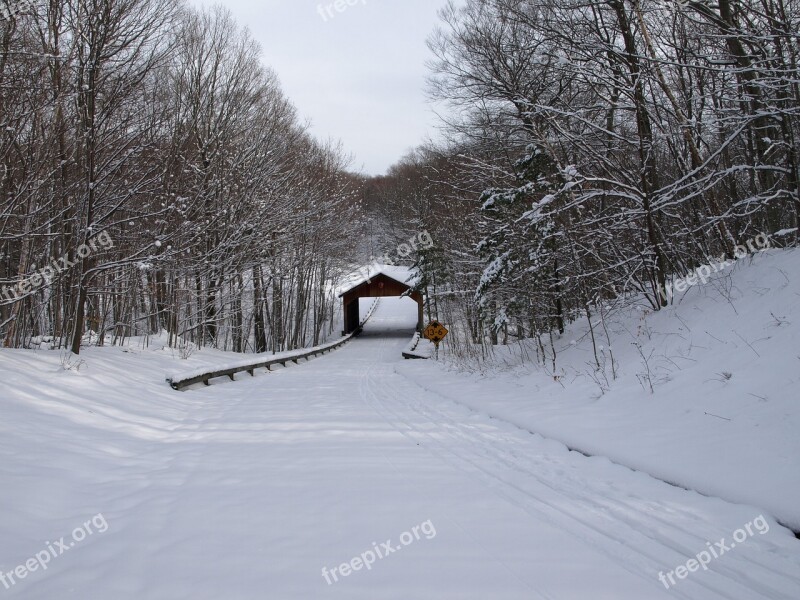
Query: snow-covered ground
xmin=1 ymin=254 xmax=799 ymax=599
xmin=401 ymin=248 xmax=800 ymax=532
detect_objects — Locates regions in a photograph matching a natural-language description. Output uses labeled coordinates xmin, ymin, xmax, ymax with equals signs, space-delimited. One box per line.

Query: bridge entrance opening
xmin=339 ymin=268 xmax=424 ymax=335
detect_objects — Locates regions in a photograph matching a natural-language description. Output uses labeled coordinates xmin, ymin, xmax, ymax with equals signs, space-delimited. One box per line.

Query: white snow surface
xmin=1 ymin=256 xmax=799 ymax=599
xmin=405 ymin=249 xmax=800 ymax=532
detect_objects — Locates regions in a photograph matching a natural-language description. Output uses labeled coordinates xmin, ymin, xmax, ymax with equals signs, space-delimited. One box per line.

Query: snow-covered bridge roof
xmin=337 ymin=265 xmax=420 ymax=297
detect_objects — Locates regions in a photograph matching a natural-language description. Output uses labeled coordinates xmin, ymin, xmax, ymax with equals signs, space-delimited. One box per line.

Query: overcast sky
xmin=188 ymin=0 xmax=453 ymax=176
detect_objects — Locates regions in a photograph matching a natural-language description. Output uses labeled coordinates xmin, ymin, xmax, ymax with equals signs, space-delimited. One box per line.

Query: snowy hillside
xmin=402 ymin=249 xmax=800 ymax=531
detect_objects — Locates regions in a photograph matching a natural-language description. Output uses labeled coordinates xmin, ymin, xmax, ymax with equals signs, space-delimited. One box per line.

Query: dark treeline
xmin=1 ymin=0 xmax=359 ymax=354
xmin=3 ymin=0 xmax=798 ymax=365
xmin=365 ymin=0 xmax=799 ymax=363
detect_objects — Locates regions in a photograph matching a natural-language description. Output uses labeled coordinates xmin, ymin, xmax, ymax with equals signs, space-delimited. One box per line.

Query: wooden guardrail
xmin=167 ymin=298 xmax=380 ymax=391
xmin=166 ymin=335 xmax=355 ymax=391
xmin=402 ymin=332 xmax=429 ymax=360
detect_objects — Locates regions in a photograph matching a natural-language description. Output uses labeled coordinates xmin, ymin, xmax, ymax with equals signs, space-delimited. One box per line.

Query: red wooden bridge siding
xmin=340 ymin=273 xmax=424 ymax=334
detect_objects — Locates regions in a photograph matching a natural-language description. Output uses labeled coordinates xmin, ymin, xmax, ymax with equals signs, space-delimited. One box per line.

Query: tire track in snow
xmin=353 ymin=329 xmax=799 ymax=599
xmin=356 ymin=332 xmax=558 ymax=600
xmin=392 ymin=372 xmax=800 ymax=591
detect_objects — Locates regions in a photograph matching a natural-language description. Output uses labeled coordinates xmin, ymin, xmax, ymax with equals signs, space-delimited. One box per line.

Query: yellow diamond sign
xmin=423 ymin=321 xmax=449 ymax=345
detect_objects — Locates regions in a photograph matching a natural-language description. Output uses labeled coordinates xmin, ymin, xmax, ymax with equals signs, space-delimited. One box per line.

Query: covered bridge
xmin=338 ymin=266 xmax=424 ymax=334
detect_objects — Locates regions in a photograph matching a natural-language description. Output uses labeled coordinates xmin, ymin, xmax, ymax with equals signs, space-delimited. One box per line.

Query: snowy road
xmin=1 ymin=298 xmax=799 ymax=599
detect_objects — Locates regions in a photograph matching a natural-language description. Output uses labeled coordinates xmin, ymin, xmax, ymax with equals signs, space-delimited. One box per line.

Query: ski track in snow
xmin=357 ymin=319 xmax=799 ymax=599
xmin=1 ymin=298 xmax=799 ymax=599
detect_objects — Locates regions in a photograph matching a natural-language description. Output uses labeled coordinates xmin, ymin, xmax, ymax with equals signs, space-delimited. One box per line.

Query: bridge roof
xmin=337 ymin=265 xmax=420 ymax=297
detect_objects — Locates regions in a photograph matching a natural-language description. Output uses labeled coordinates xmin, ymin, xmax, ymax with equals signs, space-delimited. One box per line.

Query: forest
xmin=2 ymin=0 xmax=798 ymax=367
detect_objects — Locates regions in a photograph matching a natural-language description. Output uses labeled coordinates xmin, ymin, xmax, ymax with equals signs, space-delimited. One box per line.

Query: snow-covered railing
xmin=166 ymin=335 xmax=354 ymax=391
xmin=167 ymin=299 xmax=380 ymax=391
xmin=357 ymin=297 xmax=380 ymax=332
xmin=402 ymin=332 xmax=428 ymax=360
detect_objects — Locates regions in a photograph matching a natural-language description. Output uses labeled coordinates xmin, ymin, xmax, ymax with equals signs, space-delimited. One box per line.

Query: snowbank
xmin=398 ymin=249 xmax=800 ymax=530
